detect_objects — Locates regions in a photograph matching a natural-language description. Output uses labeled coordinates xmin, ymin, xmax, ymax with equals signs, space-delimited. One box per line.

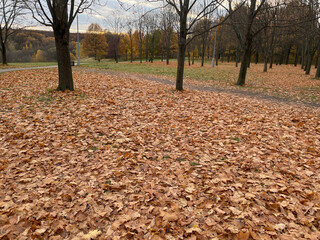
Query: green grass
xmin=83 ymin=61 xmax=177 ymax=77
xmin=1 ymin=62 xmax=57 ymax=68
xmin=82 ymin=60 xmax=235 ymax=84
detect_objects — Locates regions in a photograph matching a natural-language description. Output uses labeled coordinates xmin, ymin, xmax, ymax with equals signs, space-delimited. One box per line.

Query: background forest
xmin=4 ymin=0 xmax=320 ymax=71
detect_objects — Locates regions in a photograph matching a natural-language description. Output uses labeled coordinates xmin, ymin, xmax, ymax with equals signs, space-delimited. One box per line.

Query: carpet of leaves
xmin=126 ymin=62 xmax=320 ymax=104
xmin=0 ymin=69 xmax=320 ymax=240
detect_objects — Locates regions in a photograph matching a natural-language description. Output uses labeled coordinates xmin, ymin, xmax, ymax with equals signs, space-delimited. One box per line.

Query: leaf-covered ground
xmin=0 ymin=69 xmax=320 ymax=240
xmin=85 ymin=61 xmax=320 ymax=104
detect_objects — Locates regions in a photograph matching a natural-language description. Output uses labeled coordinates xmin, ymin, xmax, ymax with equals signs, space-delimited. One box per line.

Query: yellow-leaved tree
xmin=83 ymin=23 xmax=108 ymax=62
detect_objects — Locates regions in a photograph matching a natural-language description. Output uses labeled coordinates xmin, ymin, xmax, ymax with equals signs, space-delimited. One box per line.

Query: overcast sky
xmin=26 ymin=0 xmax=158 ymax=33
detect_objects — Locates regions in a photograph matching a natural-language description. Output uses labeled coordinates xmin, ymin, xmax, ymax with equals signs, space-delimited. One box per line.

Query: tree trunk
xmin=301 ymin=43 xmax=306 ymax=69
xmin=161 ymin=39 xmax=164 ymax=62
xmin=285 ymin=45 xmax=291 ymax=65
xmin=201 ymin=40 xmax=206 ymax=67
xmin=237 ymin=38 xmax=252 ymax=86
xmin=235 ymin=51 xmax=239 ymax=67
xmin=192 ymin=48 xmax=195 ymax=65
xmin=1 ymin=41 xmax=7 ymax=65
xmin=294 ymin=46 xmax=299 ymax=67
xmin=315 ymin=51 xmax=319 ymax=68
xmin=237 ymin=48 xmax=251 ymax=85
xmin=130 ymin=37 xmax=133 ymax=63
xmin=316 ymin=55 xmax=320 ymax=79
xmin=255 ymin=51 xmax=259 ymax=64
xmin=150 ymin=33 xmax=155 ymax=63
xmin=139 ymin=40 xmax=142 ymax=63
xmin=54 ymin=31 xmax=74 ymax=91
xmin=269 ymin=50 xmax=274 ymax=69
xmin=176 ymin=11 xmax=187 ymax=91
xmin=263 ymin=58 xmax=267 ymax=72
xmin=176 ymin=41 xmax=186 ymax=90
xmin=166 ymin=31 xmax=172 ymax=65
xmin=145 ymin=35 xmax=149 ymax=62
xmin=279 ymin=52 xmax=284 ymax=65
xmin=188 ymin=50 xmax=190 ymax=66
xmin=305 ymin=51 xmax=314 ymax=75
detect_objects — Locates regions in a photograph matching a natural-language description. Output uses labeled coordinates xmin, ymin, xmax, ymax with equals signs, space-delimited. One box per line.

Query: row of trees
xmin=82 ymin=0 xmax=320 ymax=88
xmin=1 ymin=0 xmax=320 ymax=91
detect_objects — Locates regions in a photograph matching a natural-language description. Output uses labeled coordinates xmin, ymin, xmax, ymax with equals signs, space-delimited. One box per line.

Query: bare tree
xmin=124 ymin=17 xmax=134 ymax=62
xmin=160 ymin=7 xmax=176 ymax=65
xmin=0 ymin=0 xmax=23 ymax=65
xmin=165 ymin=0 xmax=228 ymax=90
xmin=107 ymin=12 xmax=122 ymax=63
xmin=135 ymin=8 xmax=145 ymax=64
xmin=146 ymin=13 xmax=158 ymax=62
xmin=228 ymin=0 xmax=271 ymax=86
xmin=23 ymin=0 xmax=95 ymax=91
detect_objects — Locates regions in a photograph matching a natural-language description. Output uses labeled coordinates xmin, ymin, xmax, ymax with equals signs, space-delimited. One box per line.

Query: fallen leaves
xmin=0 ymin=69 xmax=319 ymax=239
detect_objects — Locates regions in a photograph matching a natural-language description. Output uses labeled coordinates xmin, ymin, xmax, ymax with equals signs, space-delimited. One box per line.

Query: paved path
xmin=0 ymin=65 xmax=57 ymax=73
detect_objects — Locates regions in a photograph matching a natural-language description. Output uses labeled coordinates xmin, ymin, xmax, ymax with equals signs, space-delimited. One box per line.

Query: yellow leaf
xmin=82 ymin=230 xmax=101 ymax=240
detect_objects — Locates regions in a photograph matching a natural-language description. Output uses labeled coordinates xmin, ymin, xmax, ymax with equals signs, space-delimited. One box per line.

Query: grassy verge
xmin=0 ymin=62 xmax=57 ymax=68
xmin=82 ymin=60 xmax=236 ymax=85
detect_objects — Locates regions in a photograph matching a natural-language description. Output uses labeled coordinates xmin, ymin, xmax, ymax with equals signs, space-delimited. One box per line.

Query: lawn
xmin=0 ymin=62 xmax=57 ymax=69
xmin=0 ymin=68 xmax=319 ymax=239
xmin=83 ymin=60 xmax=320 ymax=104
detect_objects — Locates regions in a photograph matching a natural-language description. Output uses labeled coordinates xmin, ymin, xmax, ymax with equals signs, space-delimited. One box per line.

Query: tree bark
xmin=145 ymin=34 xmax=149 ymax=62
xmin=139 ymin=38 xmax=143 ymax=63
xmin=263 ymin=58 xmax=267 ymax=72
xmin=316 ymin=53 xmax=320 ymax=79
xmin=294 ymin=45 xmax=299 ymax=67
xmin=192 ymin=48 xmax=195 ymax=65
xmin=235 ymin=51 xmax=239 ymax=67
xmin=201 ymin=41 xmax=206 ymax=67
xmin=314 ymin=51 xmax=319 ymax=68
xmin=176 ymin=8 xmax=188 ymax=91
xmin=201 ymin=30 xmax=208 ymax=67
xmin=237 ymin=34 xmax=253 ymax=86
xmin=305 ymin=51 xmax=314 ymax=75
xmin=285 ymin=45 xmax=291 ymax=65
xmin=54 ymin=31 xmax=74 ymax=91
xmin=150 ymin=33 xmax=155 ymax=63
xmin=269 ymin=49 xmax=274 ymax=69
xmin=166 ymin=30 xmax=172 ymax=65
xmin=1 ymin=41 xmax=7 ymax=65
xmin=130 ymin=37 xmax=133 ymax=63
xmin=279 ymin=52 xmax=284 ymax=65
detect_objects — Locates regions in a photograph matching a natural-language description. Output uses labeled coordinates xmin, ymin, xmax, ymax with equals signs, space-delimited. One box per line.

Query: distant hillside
xmin=4 ymin=29 xmax=85 ymax=63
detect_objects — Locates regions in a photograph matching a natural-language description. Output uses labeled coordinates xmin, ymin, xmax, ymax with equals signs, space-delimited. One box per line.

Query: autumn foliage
xmin=83 ymin=24 xmax=108 ymax=62
xmin=0 ymin=69 xmax=320 ymax=239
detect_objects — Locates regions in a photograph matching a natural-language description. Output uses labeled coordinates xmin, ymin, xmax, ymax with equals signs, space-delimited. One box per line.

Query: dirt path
xmin=80 ymin=68 xmax=320 ymax=109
